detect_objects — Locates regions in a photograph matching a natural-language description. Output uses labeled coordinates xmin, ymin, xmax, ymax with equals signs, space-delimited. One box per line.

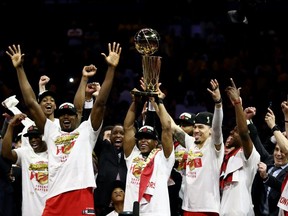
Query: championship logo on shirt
xmin=29 ymin=161 xmax=48 ymax=186
xmin=54 ymin=132 xmax=79 ymax=154
xmin=131 ymin=157 xmax=145 ymax=178
xmin=175 ymin=150 xmax=188 ymax=172
xmin=186 ymin=150 xmax=203 ymax=171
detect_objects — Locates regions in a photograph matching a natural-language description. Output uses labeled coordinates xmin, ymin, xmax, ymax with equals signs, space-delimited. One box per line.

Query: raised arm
xmin=2 ymin=114 xmax=26 ymax=163
xmin=245 ymin=107 xmax=270 ymax=161
xmin=73 ymin=64 xmax=97 ymax=125
xmin=281 ymin=100 xmax=288 ymax=153
xmin=90 ymin=42 xmax=121 ymax=131
xmin=150 ymin=89 xmax=173 ymax=158
xmin=38 ymin=75 xmax=50 ymax=94
xmin=225 ymin=78 xmax=252 ymax=159
xmin=6 ymin=45 xmax=46 ymax=133
xmin=142 ymin=75 xmax=186 ymax=148
xmin=123 ymin=89 xmax=141 ymax=157
xmin=1 ymin=114 xmax=11 ymax=138
xmin=207 ymin=79 xmax=223 ymax=150
xmin=265 ymin=107 xmax=288 ymax=154
xmin=170 ymin=116 xmax=187 ymax=147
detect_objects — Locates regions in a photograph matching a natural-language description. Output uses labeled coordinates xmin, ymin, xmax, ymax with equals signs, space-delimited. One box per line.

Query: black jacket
xmin=93 ymin=139 xmax=127 ymax=208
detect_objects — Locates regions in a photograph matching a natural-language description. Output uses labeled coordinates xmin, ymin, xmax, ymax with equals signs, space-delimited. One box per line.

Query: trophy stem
xmin=142 ymin=55 xmax=162 ymax=93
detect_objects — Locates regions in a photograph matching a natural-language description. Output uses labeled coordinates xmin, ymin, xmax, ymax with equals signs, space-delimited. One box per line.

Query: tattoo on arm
xmin=174 ymin=130 xmax=186 ymax=147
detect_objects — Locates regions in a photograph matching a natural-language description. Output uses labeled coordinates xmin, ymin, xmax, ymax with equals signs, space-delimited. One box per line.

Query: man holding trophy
xmin=122 ymin=28 xmax=175 ymax=216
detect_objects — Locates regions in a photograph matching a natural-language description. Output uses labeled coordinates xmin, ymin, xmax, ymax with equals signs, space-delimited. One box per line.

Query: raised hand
xmin=244 ymin=107 xmax=256 ymax=120
xmin=207 ymin=79 xmax=221 ymax=102
xmin=140 ymin=77 xmax=146 ymax=91
xmin=140 ymin=76 xmax=162 ymax=93
xmin=257 ymin=162 xmax=268 ymax=179
xmin=39 ymin=75 xmax=50 ymax=86
xmin=83 ymin=64 xmax=97 ymax=77
xmin=39 ymin=75 xmax=50 ymax=93
xmin=6 ymin=44 xmax=25 ymax=68
xmin=9 ymin=113 xmax=27 ymax=127
xmin=265 ymin=108 xmax=276 ymax=129
xmin=281 ymin=100 xmax=288 ymax=117
xmin=101 ymin=42 xmax=122 ymax=68
xmin=225 ymin=78 xmax=242 ymax=106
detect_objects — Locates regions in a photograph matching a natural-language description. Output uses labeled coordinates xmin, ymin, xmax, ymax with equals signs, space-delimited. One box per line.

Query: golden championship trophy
xmin=132 ymin=28 xmax=161 ymax=97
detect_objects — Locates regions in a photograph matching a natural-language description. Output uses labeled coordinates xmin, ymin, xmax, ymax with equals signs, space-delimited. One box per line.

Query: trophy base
xmin=131 ymin=90 xmax=158 ymax=97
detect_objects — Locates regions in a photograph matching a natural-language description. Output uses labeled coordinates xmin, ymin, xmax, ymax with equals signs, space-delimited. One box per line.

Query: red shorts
xmin=183 ymin=211 xmax=219 ymax=216
xmin=42 ymin=188 xmax=95 ymax=216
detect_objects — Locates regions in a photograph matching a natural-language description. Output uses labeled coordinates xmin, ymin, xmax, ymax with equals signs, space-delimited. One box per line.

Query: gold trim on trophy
xmin=132 ymin=28 xmax=161 ymax=97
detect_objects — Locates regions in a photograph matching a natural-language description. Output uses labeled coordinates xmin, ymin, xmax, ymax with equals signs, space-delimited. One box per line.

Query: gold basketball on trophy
xmin=134 ymin=28 xmax=160 ymax=56
xmin=133 ymin=28 xmax=161 ymax=96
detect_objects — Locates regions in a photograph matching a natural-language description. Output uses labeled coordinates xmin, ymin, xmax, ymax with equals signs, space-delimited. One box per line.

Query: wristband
xmin=233 ymin=99 xmax=241 ymax=106
xmin=271 ymin=125 xmax=280 ymax=133
xmin=285 ymin=120 xmax=288 ymax=123
xmin=214 ymin=98 xmax=222 ymax=104
xmin=157 ymin=98 xmax=164 ymax=104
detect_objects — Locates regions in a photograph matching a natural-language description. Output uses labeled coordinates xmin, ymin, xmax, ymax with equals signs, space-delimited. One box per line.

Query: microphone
xmin=119 ymin=201 xmax=139 ymax=216
xmin=133 ymin=201 xmax=139 ymax=216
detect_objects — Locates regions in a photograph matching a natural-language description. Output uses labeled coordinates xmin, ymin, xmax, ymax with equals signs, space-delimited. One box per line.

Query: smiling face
xmin=137 ymin=136 xmax=158 ymax=155
xmin=224 ymin=126 xmax=241 ymax=155
xmin=39 ymin=96 xmax=57 ymax=118
xmin=59 ymin=114 xmax=78 ymax=132
xmin=193 ymin=124 xmax=211 ymax=145
xmin=110 ymin=125 xmax=124 ymax=150
xmin=28 ymin=136 xmax=47 ymax=153
xmin=274 ymin=144 xmax=288 ymax=167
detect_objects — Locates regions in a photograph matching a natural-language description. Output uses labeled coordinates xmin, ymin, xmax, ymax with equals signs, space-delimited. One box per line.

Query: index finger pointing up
xmin=230 ymin=78 xmax=237 ymax=88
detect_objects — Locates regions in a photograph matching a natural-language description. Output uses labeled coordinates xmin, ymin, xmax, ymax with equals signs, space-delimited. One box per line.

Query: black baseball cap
xmin=194 ymin=112 xmax=213 ymax=127
xmin=23 ymin=125 xmax=41 ymax=137
xmin=57 ymin=102 xmax=77 ymax=116
xmin=38 ymin=90 xmax=57 ymax=103
xmin=175 ymin=112 xmax=195 ymax=126
xmin=135 ymin=125 xmax=158 ymax=140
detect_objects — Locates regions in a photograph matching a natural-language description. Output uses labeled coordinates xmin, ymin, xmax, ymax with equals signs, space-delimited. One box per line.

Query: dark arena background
xmin=0 ymin=0 xmax=288 ymax=139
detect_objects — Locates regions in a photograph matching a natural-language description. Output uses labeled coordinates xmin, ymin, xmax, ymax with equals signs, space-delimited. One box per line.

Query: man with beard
xmin=6 ymin=42 xmax=121 ymax=215
xmin=2 ymin=114 xmax=48 ymax=216
xmin=172 ymin=79 xmax=224 ymax=216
